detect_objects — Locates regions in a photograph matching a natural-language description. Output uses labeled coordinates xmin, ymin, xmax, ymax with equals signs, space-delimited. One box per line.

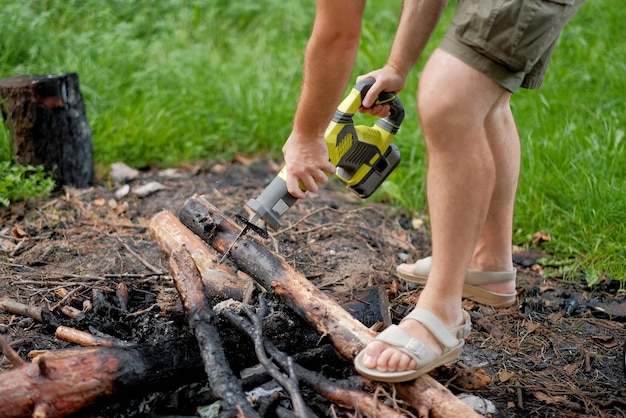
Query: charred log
xmin=169 ymin=247 xmax=260 ymax=417
xmin=149 ymin=210 xmax=391 ymax=371
xmin=0 ymin=340 xmax=205 ymax=418
xmin=178 ymin=195 xmax=376 ymax=357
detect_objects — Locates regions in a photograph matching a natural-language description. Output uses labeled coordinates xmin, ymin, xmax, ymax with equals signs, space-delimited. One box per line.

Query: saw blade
xmin=218 ymin=223 xmax=249 ymax=264
xmin=234 ymin=213 xmax=268 ymax=238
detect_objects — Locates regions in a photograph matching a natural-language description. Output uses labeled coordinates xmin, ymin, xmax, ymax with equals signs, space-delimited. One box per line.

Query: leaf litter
xmin=0 ymin=158 xmax=625 ymax=417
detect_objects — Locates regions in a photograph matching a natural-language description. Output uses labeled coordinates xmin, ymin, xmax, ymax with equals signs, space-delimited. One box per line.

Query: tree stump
xmin=0 ymin=73 xmax=94 ymax=188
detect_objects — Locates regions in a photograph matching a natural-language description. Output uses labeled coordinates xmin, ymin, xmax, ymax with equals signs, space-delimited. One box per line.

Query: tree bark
xmin=0 ymin=73 xmax=94 ymax=188
xmin=177 ymin=194 xmax=481 ymax=418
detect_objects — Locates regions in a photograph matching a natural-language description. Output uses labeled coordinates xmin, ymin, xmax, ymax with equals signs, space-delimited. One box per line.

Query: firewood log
xmin=150 ymin=211 xmax=391 ymax=359
xmin=175 ymin=194 xmax=481 ymax=418
xmin=0 ymin=340 xmax=205 ymax=418
xmin=178 ymin=195 xmax=377 ymax=357
xmin=148 ymin=209 xmax=245 ymax=300
xmin=155 ymin=213 xmax=401 ymax=416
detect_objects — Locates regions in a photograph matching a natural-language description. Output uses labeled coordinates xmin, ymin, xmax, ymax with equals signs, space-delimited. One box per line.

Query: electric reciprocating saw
xmin=220 ymin=77 xmax=405 ymax=262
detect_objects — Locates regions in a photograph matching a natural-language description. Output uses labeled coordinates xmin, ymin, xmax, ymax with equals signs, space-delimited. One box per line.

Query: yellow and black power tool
xmin=220 ymin=78 xmax=404 ymax=262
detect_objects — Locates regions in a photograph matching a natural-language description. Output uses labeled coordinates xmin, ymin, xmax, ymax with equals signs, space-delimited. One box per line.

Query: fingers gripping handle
xmin=355 ymin=77 xmax=405 ymax=131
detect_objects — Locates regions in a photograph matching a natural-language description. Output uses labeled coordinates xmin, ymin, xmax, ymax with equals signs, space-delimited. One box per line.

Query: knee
xmin=418 ymin=90 xmax=476 ymax=142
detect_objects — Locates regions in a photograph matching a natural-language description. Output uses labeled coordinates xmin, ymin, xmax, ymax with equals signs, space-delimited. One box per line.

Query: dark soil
xmin=1 ymin=158 xmax=625 ymax=417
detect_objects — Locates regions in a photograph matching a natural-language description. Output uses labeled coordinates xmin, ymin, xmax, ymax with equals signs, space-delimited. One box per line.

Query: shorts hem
xmin=439 ymin=34 xmax=524 ymax=93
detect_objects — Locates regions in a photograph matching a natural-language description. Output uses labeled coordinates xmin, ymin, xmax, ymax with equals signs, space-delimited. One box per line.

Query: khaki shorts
xmin=440 ymin=0 xmax=585 ymax=92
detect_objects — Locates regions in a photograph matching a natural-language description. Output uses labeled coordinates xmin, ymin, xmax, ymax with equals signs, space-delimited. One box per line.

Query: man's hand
xmin=282 ymin=133 xmax=337 ymax=199
xmin=357 ymin=66 xmax=406 ymax=116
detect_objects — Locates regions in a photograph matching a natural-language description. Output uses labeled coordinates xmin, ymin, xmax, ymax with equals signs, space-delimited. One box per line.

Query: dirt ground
xmin=1 ymin=158 xmax=626 ymax=418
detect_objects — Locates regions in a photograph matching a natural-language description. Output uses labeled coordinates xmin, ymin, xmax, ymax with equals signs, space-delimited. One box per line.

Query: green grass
xmin=1 ymin=0 xmax=624 ymax=285
xmin=509 ymin=0 xmax=626 ymax=284
xmin=0 ymin=0 xmax=320 ymax=165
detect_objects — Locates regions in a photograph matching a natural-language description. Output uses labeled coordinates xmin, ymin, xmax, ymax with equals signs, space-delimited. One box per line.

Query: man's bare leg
xmin=360 ymin=48 xmax=514 ymax=373
xmin=469 ymin=91 xmax=519 ymax=294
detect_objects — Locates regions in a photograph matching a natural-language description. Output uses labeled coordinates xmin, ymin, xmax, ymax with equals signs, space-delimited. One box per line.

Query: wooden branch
xmin=149 ymin=210 xmax=246 ymax=300
xmin=0 ymin=335 xmax=25 ymax=367
xmin=149 ymin=211 xmax=391 ymax=326
xmin=223 ymin=300 xmax=406 ymax=418
xmin=54 ymin=325 xmax=133 ymax=347
xmin=168 ymin=246 xmax=260 ymax=417
xmin=177 ymin=196 xmax=376 ymax=357
xmin=1 ymin=295 xmax=44 ymax=322
xmin=234 ymin=297 xmax=310 ymax=417
xmin=0 ymin=340 xmax=205 ymax=418
xmin=150 ymin=211 xmax=391 ymax=349
xmin=175 ymin=194 xmax=480 ymax=418
xmin=1 ymin=296 xmax=62 ymax=334
xmin=156 ymin=212 xmax=381 ymax=403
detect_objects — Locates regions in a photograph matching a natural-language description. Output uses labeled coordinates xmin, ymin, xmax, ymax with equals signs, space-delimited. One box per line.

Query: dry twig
xmin=0 ymin=296 xmax=43 ymax=322
xmin=222 ymin=297 xmax=409 ymax=418
xmin=0 ymin=334 xmax=25 ymax=367
xmin=225 ymin=295 xmax=310 ymax=418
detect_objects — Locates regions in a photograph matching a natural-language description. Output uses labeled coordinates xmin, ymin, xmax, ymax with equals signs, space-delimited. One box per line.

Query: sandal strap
xmin=373 ymin=309 xmax=471 ymax=363
xmin=403 ymin=309 xmax=470 ymax=348
xmin=400 ymin=256 xmax=516 ymax=286
xmin=374 ymin=325 xmax=437 ymax=362
xmin=466 ymin=269 xmax=516 ymax=285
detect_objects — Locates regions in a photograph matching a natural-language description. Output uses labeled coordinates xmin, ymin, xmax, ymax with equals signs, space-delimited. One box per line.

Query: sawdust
xmin=1 ymin=158 xmax=625 ymax=417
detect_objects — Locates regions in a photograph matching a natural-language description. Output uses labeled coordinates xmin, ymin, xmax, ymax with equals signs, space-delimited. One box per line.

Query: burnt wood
xmin=149 ymin=210 xmax=389 ymax=369
xmin=169 ymin=247 xmax=260 ymax=417
xmin=0 ymin=340 xmax=204 ymax=418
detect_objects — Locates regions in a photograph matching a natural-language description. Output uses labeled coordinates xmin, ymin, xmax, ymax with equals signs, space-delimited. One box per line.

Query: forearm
xmin=293 ymin=39 xmax=358 ymax=136
xmin=386 ymin=0 xmax=448 ymax=79
xmin=291 ymin=0 xmax=366 ymax=137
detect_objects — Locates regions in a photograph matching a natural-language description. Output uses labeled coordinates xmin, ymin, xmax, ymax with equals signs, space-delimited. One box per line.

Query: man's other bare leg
xmin=469 ymin=92 xmax=519 ymax=294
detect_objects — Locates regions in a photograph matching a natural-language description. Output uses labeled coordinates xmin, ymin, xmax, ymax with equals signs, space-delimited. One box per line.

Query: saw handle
xmin=355 ymin=77 xmax=405 ymax=131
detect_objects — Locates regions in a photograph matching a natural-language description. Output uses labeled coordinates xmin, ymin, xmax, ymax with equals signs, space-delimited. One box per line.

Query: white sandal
xmin=396 ymin=257 xmax=517 ymax=308
xmin=354 ymin=308 xmax=471 ymax=383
